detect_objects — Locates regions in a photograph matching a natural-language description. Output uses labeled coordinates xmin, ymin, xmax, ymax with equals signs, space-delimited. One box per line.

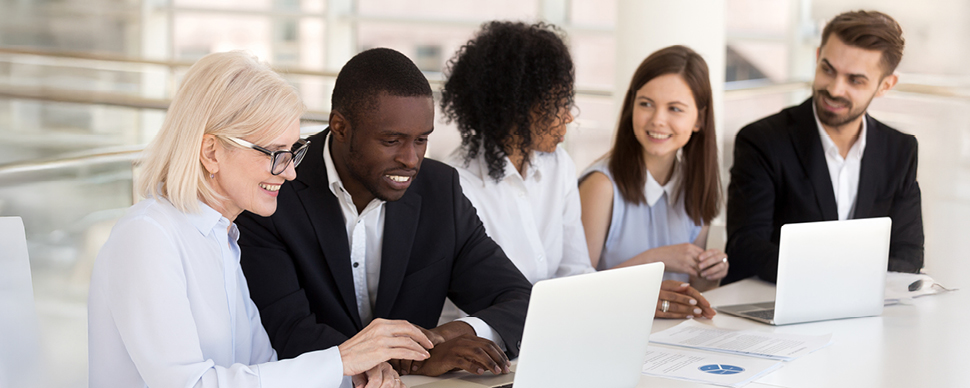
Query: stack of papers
xmin=642 ymin=345 xmax=783 ymax=388
xmin=649 ymin=320 xmax=832 ymax=361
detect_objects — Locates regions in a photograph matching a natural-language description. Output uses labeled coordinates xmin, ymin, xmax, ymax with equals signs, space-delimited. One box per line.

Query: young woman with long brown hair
xmin=580 ymin=46 xmax=727 ymax=304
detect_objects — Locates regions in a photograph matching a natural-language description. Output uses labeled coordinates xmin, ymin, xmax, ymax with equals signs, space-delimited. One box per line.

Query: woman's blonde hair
xmin=138 ymin=51 xmax=305 ymax=212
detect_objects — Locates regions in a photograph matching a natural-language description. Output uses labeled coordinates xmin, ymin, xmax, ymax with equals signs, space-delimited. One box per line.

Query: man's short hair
xmin=821 ymin=10 xmax=905 ymax=75
xmin=331 ymin=48 xmax=433 ymax=127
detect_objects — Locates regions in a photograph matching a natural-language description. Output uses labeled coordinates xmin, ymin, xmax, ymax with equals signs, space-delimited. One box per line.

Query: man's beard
xmin=813 ymin=89 xmax=873 ymax=128
xmin=345 ymin=132 xmax=393 ymax=202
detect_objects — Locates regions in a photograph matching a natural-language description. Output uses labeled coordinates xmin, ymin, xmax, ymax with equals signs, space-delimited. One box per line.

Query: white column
xmin=614 ymin=0 xmax=727 ymax=244
xmin=326 ymin=0 xmax=356 ymax=72
xmin=614 ymin=0 xmax=726 ymax=148
xmin=540 ymin=0 xmax=569 ymax=26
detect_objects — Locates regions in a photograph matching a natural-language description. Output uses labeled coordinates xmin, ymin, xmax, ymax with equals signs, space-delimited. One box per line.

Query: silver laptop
xmin=412 ymin=262 xmax=665 ymax=388
xmin=717 ymin=217 xmax=891 ymax=325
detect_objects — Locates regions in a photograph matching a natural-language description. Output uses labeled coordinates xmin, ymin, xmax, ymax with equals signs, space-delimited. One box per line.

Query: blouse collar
xmin=644 ymin=164 xmax=680 ymax=207
xmin=473 ymin=146 xmax=546 ymax=187
xmin=186 ymin=199 xmax=234 ymax=239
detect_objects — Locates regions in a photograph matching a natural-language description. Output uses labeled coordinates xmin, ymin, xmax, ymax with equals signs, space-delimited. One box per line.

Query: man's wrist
xmin=431 ymin=320 xmax=475 ymax=342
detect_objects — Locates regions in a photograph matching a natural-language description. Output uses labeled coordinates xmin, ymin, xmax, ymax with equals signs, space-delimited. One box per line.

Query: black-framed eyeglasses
xmin=227 ymin=137 xmax=310 ymax=175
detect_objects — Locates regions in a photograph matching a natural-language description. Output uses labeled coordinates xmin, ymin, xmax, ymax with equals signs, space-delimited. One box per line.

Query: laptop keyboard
xmin=748 ymin=309 xmax=775 ymax=320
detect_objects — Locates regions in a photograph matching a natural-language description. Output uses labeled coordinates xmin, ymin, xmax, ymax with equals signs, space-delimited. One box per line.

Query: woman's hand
xmin=655 ymin=280 xmax=716 ymax=319
xmin=339 ymin=318 xmax=434 ymax=377
xmin=638 ymin=243 xmax=706 ymax=276
xmin=389 ymin=324 xmax=447 ymax=376
xmin=696 ymin=249 xmax=729 ymax=281
xmin=351 ymin=362 xmax=403 ymax=388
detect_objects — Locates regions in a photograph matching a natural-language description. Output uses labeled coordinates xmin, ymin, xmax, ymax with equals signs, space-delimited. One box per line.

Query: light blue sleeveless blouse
xmin=581 ymin=158 xmax=702 ymax=282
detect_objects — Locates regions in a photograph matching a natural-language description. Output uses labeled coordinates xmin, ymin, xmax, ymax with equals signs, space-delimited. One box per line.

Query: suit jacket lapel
xmin=790 ymin=99 xmax=839 ymax=220
xmin=854 ymin=115 xmax=884 ymax=218
xmin=373 ymin=191 xmax=421 ymax=318
xmin=296 ymin=129 xmax=363 ymax=329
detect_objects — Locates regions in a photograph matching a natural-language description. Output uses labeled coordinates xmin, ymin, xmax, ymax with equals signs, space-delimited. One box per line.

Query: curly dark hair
xmin=440 ymin=21 xmax=575 ymax=181
xmin=332 ymin=47 xmax=433 ymax=128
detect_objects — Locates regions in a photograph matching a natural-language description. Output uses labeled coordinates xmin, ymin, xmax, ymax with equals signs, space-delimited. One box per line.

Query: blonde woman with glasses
xmin=87 ymin=51 xmax=432 ymax=388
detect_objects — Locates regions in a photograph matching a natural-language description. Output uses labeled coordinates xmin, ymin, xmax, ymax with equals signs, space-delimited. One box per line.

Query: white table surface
xmin=403 ymin=278 xmax=966 ymax=388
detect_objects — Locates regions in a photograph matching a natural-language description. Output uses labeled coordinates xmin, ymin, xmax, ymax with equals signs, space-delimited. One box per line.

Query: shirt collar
xmin=812 ymin=100 xmax=868 ymax=160
xmin=473 ymin=146 xmax=545 ymax=187
xmin=323 ymin=132 xmax=342 ymax=197
xmin=186 ymin=200 xmax=233 ymax=239
xmin=645 ymin=164 xmax=679 ymax=207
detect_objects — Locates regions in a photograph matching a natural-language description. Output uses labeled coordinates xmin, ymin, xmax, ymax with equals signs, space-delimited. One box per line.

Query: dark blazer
xmin=236 ymin=129 xmax=532 ymax=359
xmin=724 ymin=98 xmax=924 ymax=284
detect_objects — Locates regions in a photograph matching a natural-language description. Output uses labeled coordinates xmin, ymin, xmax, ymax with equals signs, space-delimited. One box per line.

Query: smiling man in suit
xmin=235 ymin=47 xmax=531 ymax=378
xmin=724 ymin=10 xmax=923 ymax=284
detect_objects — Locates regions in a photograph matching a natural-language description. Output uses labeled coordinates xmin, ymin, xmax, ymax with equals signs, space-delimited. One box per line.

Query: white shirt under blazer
xmin=88 ymin=197 xmax=345 ymax=388
xmin=813 ymin=103 xmax=867 ymax=221
xmin=319 ymin=132 xmax=501 ymax=345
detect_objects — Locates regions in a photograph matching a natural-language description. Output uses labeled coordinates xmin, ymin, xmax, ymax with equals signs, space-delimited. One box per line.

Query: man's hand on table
xmin=391 ymin=321 xmax=511 ymax=377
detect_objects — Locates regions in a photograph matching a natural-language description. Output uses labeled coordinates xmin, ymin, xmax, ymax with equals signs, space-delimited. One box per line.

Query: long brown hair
xmin=607 ymin=45 xmax=721 ymax=225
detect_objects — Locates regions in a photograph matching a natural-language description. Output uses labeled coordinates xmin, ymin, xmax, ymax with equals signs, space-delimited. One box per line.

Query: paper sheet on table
xmin=884 ymin=272 xmax=956 ymax=305
xmin=642 ymin=345 xmax=783 ymax=387
xmin=650 ymin=320 xmax=831 ymax=361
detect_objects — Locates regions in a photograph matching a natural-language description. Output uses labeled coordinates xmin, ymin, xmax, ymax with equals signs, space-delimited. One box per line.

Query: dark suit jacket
xmin=724 ymin=98 xmax=924 ymax=284
xmin=236 ymin=129 xmax=532 ymax=359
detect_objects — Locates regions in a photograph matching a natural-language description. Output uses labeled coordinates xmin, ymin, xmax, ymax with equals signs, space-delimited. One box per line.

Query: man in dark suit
xmin=724 ymin=10 xmax=924 ymax=284
xmin=236 ymin=48 xmax=531 ymax=377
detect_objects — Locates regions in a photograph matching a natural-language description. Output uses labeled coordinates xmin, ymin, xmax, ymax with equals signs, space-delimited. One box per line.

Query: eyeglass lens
xmin=270 ymin=142 xmax=309 ymax=175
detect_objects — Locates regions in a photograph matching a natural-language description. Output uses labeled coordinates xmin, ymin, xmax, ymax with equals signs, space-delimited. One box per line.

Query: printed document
xmin=650 ymin=320 xmax=831 ymax=361
xmin=642 ymin=345 xmax=783 ymax=387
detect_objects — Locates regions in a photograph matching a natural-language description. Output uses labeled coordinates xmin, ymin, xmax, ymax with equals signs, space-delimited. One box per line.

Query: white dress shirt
xmin=446 ymin=146 xmax=595 ymax=284
xmin=813 ymin=104 xmax=867 ymax=220
xmin=322 ymin=134 xmax=502 ymax=344
xmin=88 ymin=197 xmax=345 ymax=388
xmin=323 ymin=134 xmax=386 ymax=325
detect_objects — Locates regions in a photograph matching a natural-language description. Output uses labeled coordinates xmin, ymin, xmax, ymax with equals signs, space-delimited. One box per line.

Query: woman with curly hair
xmin=579 ymin=46 xmax=727 ymax=305
xmin=441 ymin=21 xmax=594 ymax=285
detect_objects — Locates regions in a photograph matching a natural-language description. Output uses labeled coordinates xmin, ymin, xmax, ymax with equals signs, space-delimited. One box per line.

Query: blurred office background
xmin=0 ymin=0 xmax=968 ymax=386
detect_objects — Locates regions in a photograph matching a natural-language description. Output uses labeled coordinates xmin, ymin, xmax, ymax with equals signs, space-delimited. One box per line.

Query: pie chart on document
xmin=698 ymin=364 xmax=745 ymax=375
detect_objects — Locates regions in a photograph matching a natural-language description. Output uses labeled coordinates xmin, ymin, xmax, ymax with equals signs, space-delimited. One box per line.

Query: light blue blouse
xmin=88 ymin=198 xmax=346 ymax=388
xmin=581 ymin=158 xmax=702 ymax=282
